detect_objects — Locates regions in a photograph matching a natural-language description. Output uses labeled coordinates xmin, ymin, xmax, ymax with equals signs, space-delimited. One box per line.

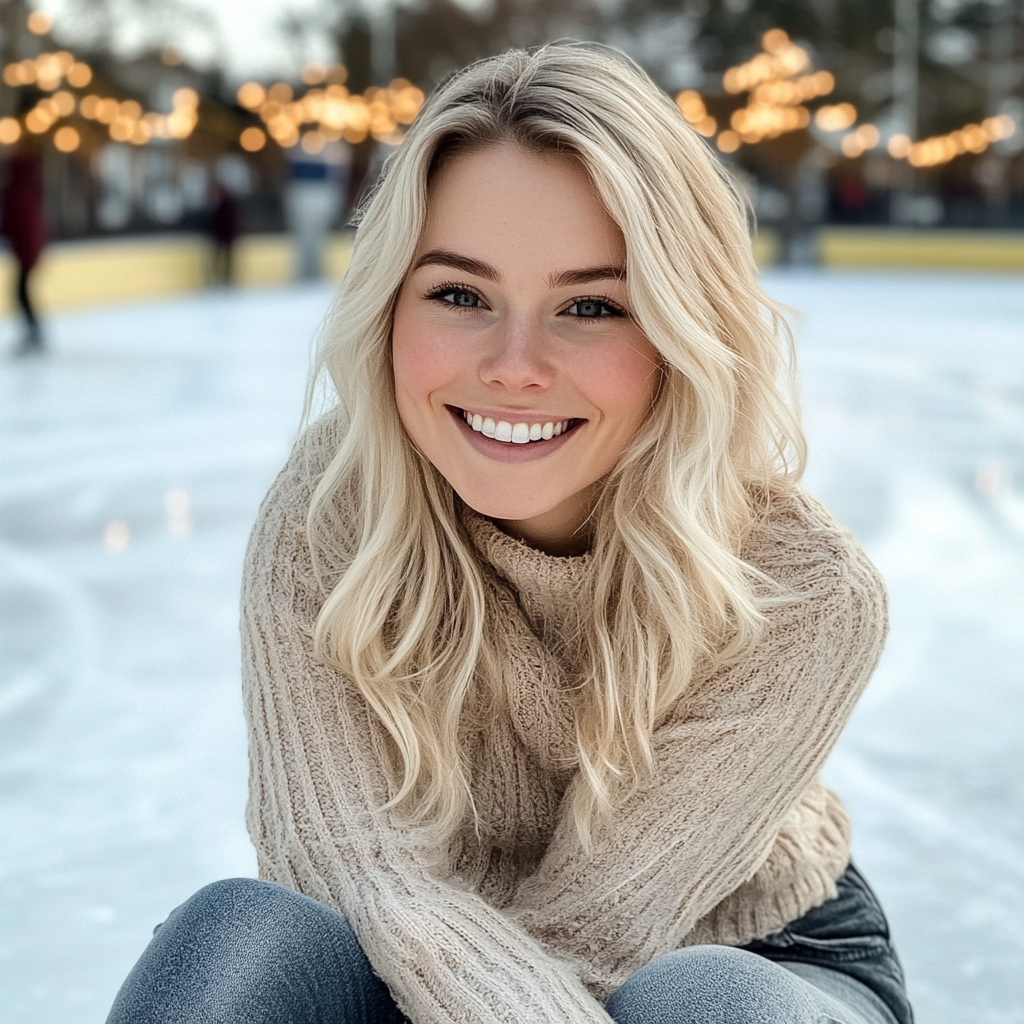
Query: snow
xmin=1 ymin=271 xmax=1022 ymax=1022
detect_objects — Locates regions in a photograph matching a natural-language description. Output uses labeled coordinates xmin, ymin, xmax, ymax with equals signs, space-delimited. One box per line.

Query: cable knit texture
xmin=241 ymin=415 xmax=888 ymax=1024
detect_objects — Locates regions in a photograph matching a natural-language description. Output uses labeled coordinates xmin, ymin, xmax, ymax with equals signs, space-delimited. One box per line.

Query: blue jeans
xmin=107 ymin=864 xmax=912 ymax=1024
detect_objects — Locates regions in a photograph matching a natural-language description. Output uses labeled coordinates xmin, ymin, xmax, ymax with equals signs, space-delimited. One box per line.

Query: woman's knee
xmin=108 ymin=879 xmax=378 ymax=1024
xmin=164 ymin=877 xmax=358 ymax=962
xmin=607 ymin=945 xmax=817 ymax=1024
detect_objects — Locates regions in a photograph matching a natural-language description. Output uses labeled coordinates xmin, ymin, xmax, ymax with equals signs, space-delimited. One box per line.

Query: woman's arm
xmin=506 ymin=498 xmax=888 ymax=998
xmin=241 ymin=430 xmax=613 ymax=1024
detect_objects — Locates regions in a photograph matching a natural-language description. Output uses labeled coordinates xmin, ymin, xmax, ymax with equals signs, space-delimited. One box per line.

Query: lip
xmin=445 ymin=405 xmax=584 ymax=463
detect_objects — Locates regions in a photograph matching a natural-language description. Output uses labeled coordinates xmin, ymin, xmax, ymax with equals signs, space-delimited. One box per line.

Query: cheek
xmin=391 ymin=303 xmax=458 ymax=409
xmin=579 ymin=335 xmax=661 ymax=435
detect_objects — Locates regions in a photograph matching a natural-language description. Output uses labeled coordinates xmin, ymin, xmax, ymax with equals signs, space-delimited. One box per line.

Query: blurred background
xmin=1 ymin=1 xmax=1022 ymax=1023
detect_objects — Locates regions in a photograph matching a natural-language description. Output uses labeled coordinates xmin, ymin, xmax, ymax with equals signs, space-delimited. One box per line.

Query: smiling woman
xmin=392 ymin=144 xmax=660 ymax=552
xmin=106 ymin=42 xmax=913 ymax=1024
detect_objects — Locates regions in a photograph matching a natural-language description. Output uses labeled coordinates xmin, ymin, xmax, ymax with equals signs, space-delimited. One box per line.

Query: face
xmin=392 ymin=143 xmax=661 ymax=556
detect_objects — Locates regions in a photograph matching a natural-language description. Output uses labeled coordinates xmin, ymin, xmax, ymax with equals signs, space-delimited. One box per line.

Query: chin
xmin=455 ymin=487 xmax=559 ymax=524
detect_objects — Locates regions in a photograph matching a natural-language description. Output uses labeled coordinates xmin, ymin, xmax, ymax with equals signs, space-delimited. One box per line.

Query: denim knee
xmin=107 ymin=877 xmax=388 ymax=1024
xmin=607 ymin=944 xmax=821 ymax=1024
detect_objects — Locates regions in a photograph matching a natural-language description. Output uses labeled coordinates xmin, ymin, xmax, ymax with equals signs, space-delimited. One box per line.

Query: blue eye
xmin=427 ymin=285 xmax=484 ymax=309
xmin=564 ymin=298 xmax=624 ymax=319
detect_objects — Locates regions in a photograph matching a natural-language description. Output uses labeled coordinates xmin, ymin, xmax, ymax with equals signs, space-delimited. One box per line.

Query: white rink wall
xmin=1 ymin=271 xmax=1023 ymax=1022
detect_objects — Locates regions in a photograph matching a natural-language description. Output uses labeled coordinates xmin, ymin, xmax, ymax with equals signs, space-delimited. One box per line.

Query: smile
xmin=457 ymin=408 xmax=580 ymax=444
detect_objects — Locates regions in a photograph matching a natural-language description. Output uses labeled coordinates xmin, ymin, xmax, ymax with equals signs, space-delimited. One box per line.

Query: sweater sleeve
xmin=505 ymin=495 xmax=888 ymax=998
xmin=240 ymin=431 xmax=613 ymax=1024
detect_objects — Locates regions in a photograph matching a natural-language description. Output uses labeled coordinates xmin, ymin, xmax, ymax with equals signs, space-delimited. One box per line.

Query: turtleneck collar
xmin=460 ymin=507 xmax=590 ymax=650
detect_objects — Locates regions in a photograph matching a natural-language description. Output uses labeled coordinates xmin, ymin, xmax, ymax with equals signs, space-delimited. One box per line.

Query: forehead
xmin=418 ymin=143 xmax=625 ymax=267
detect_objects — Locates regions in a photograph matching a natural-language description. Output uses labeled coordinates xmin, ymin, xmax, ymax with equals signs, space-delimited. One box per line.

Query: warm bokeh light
xmin=841 ymin=124 xmax=881 ymax=159
xmin=0 ymin=117 xmax=21 ymax=145
xmin=67 ymin=61 xmax=92 ymax=87
xmin=301 ymin=130 xmax=325 ymax=154
xmin=888 ymin=133 xmax=912 ymax=158
xmin=27 ymin=9 xmax=52 ymax=34
xmin=173 ymin=88 xmax=199 ymax=111
xmin=53 ymin=90 xmax=75 ymax=116
xmin=717 ymin=129 xmax=741 ymax=153
xmin=723 ymin=32 xmax=811 ymax=94
xmin=25 ymin=108 xmax=49 ymax=133
xmin=268 ymin=82 xmax=293 ymax=103
xmin=95 ymin=98 xmax=118 ymax=124
xmin=54 ymin=125 xmax=80 ymax=152
xmin=815 ymin=102 xmax=858 ymax=132
xmin=903 ymin=115 xmax=1016 ymax=168
xmin=302 ymin=62 xmax=327 ymax=85
xmin=237 ymin=82 xmax=266 ymax=110
xmin=240 ymin=126 xmax=266 ymax=151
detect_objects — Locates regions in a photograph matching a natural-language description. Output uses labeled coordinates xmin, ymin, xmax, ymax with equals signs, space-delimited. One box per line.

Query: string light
xmin=27 ymin=10 xmax=52 ymax=34
xmin=0 ymin=117 xmax=22 ymax=144
xmin=301 ymin=62 xmax=327 ymax=85
xmin=1 ymin=40 xmax=424 ymax=156
xmin=888 ymin=134 xmax=912 ymax=158
xmin=239 ymin=126 xmax=266 ymax=151
xmin=714 ymin=29 xmax=833 ymax=148
xmin=840 ymin=124 xmax=880 ymax=158
xmin=814 ymin=103 xmax=857 ymax=132
xmin=246 ymin=76 xmax=424 ymax=148
xmin=675 ymin=90 xmax=716 ymax=137
xmin=3 ymin=50 xmax=82 ymax=90
xmin=903 ymin=115 xmax=1015 ymax=167
xmin=54 ymin=125 xmax=80 ymax=152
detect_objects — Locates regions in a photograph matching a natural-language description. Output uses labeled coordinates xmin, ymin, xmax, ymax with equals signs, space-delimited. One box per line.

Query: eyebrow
xmin=413 ymin=249 xmax=626 ymax=288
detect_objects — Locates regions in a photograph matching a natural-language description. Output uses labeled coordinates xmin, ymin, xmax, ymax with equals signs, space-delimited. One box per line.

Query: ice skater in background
xmin=2 ymin=141 xmax=47 ymax=355
xmin=208 ymin=183 xmax=240 ymax=286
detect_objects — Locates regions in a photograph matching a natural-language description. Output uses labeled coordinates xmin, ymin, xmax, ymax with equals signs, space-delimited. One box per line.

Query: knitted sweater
xmin=241 ymin=417 xmax=888 ymax=1024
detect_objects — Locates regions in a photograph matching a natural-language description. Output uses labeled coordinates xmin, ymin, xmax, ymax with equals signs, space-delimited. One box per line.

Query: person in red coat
xmin=2 ymin=142 xmax=47 ymax=354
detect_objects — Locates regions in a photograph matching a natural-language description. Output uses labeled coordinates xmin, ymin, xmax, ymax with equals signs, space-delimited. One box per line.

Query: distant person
xmin=284 ymin=141 xmax=350 ymax=280
xmin=106 ymin=44 xmax=912 ymax=1024
xmin=208 ymin=184 xmax=240 ymax=286
xmin=2 ymin=142 xmax=46 ymax=354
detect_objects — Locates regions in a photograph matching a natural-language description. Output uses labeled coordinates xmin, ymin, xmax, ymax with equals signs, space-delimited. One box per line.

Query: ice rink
xmin=1 ymin=270 xmax=1022 ymax=1023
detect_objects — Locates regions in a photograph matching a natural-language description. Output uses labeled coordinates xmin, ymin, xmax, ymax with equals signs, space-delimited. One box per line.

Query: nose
xmin=478 ymin=315 xmax=554 ymax=393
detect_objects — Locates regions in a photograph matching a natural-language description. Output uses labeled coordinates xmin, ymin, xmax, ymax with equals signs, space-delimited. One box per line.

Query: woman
xmin=108 ymin=43 xmax=913 ymax=1024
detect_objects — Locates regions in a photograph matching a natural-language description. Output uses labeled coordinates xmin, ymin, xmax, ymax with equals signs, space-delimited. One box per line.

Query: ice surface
xmin=1 ymin=272 xmax=1022 ymax=1022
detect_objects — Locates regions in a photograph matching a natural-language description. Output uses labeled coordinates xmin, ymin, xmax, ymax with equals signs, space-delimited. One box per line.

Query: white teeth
xmin=462 ymin=410 xmax=574 ymax=444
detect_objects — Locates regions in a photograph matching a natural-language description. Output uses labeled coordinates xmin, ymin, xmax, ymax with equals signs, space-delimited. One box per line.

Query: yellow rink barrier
xmin=0 ymin=233 xmax=356 ymax=315
xmin=818 ymin=227 xmax=1024 ymax=271
xmin=1 ymin=227 xmax=1022 ymax=316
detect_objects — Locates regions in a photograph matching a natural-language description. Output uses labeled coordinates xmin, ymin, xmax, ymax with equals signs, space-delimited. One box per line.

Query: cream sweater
xmin=241 ymin=418 xmax=888 ymax=1024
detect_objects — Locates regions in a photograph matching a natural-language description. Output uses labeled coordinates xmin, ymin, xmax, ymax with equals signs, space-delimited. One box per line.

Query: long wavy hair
xmin=305 ymin=42 xmax=805 ymax=848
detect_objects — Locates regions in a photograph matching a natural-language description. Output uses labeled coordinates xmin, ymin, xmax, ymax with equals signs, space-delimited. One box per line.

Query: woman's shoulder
xmin=741 ymin=485 xmax=885 ymax=604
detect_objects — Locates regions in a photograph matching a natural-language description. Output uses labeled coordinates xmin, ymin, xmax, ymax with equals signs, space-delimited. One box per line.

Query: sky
xmin=45 ymin=0 xmax=351 ymax=82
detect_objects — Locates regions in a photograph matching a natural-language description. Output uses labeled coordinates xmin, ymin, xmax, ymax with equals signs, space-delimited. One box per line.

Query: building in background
xmin=0 ymin=0 xmax=1021 ymax=272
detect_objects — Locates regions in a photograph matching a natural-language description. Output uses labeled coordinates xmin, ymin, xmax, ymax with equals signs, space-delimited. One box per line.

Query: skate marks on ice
xmin=0 ymin=285 xmax=336 ymax=1024
xmin=1 ymin=274 xmax=1023 ymax=1022
xmin=764 ymin=270 xmax=1024 ymax=1023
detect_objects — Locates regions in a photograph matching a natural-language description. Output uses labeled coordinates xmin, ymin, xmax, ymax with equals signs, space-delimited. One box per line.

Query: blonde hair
xmin=306 ymin=42 xmax=805 ymax=847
